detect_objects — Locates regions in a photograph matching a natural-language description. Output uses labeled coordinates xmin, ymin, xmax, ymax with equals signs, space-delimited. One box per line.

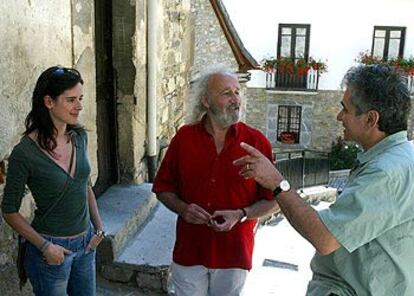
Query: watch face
xmin=280 ymin=180 xmax=291 ymax=192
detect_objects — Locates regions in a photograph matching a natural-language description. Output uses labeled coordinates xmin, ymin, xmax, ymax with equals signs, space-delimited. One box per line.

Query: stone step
xmin=100 ymin=203 xmax=177 ymax=293
xmin=96 ymin=183 xmax=158 ymax=265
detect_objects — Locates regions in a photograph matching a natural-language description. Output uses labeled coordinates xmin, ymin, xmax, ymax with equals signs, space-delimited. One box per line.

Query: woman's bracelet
xmin=39 ymin=240 xmax=51 ymax=253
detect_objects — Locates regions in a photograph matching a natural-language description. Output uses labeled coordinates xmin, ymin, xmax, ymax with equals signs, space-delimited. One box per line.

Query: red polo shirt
xmin=152 ymin=121 xmax=273 ymax=270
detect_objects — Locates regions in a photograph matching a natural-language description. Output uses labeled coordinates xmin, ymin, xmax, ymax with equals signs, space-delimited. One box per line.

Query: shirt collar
xmin=357 ymin=131 xmax=408 ymax=164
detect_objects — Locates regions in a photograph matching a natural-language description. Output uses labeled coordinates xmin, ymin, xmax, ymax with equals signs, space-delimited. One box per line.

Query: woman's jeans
xmin=24 ymin=226 xmax=96 ymax=296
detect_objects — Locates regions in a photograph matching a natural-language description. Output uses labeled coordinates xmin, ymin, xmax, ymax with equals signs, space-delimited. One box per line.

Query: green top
xmin=2 ymin=129 xmax=91 ymax=236
xmin=307 ymin=131 xmax=414 ymax=296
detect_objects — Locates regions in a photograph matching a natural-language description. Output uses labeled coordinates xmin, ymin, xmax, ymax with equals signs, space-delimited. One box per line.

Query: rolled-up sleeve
xmin=2 ymin=146 xmax=30 ymax=213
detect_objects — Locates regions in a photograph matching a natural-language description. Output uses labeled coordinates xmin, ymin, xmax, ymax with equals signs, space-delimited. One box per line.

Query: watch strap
xmin=239 ymin=208 xmax=248 ymax=223
xmin=273 ymin=186 xmax=282 ymax=197
xmin=95 ymin=230 xmax=106 ymax=238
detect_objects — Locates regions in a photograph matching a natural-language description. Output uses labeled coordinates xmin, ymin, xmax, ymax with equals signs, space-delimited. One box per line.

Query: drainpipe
xmin=147 ymin=0 xmax=158 ymax=182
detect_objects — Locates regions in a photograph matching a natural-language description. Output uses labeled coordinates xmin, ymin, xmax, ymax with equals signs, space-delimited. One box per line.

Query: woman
xmin=1 ymin=66 xmax=104 ymax=295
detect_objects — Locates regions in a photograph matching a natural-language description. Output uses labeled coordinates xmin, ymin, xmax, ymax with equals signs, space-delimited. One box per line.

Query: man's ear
xmin=201 ymin=94 xmax=209 ymax=109
xmin=366 ymin=110 xmax=380 ymax=128
xmin=43 ymin=96 xmax=54 ymax=110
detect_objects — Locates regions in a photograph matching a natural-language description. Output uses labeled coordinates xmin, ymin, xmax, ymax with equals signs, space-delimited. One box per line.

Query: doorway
xmin=94 ymin=0 xmax=119 ymax=195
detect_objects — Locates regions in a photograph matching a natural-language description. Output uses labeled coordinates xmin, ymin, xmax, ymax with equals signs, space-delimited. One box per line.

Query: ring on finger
xmin=246 ymin=164 xmax=250 ymax=170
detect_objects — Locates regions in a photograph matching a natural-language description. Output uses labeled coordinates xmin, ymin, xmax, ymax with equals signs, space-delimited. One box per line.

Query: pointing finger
xmin=239 ymin=142 xmax=264 ymax=158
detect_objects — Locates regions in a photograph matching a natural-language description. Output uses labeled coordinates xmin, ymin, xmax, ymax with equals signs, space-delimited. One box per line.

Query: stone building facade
xmin=112 ymin=0 xmax=193 ymax=184
xmin=246 ymin=88 xmax=414 ymax=152
xmin=188 ymin=0 xmax=258 ymax=125
xmin=191 ymin=0 xmax=239 ymax=77
xmin=246 ymin=89 xmax=343 ymax=151
xmin=0 ymin=0 xmax=193 ymax=294
xmin=0 ymin=1 xmax=96 ymax=294
xmin=0 ymin=0 xmax=253 ymax=294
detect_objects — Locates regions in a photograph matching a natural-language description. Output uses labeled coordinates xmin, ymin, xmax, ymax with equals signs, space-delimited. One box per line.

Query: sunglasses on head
xmin=52 ymin=67 xmax=65 ymax=76
xmin=52 ymin=67 xmax=80 ymax=78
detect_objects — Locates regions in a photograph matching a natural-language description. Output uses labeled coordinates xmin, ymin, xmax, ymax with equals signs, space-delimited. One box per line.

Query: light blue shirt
xmin=307 ymin=131 xmax=414 ymax=296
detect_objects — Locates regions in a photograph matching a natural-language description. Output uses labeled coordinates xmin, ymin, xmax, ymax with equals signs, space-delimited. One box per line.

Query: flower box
xmin=356 ymin=51 xmax=414 ymax=75
xmin=261 ymin=57 xmax=328 ymax=76
xmin=279 ymin=132 xmax=297 ymax=144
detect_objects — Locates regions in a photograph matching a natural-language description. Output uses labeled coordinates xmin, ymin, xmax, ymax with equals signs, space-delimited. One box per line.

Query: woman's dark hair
xmin=24 ymin=66 xmax=84 ymax=152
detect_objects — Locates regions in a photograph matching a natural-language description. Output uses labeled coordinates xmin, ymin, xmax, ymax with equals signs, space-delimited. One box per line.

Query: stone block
xmin=135 ymin=267 xmax=169 ymax=292
xmin=100 ymin=264 xmax=135 ymax=283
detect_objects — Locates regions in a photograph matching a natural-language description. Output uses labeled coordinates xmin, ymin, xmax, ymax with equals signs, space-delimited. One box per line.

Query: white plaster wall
xmin=0 ymin=0 xmax=72 ymax=158
xmin=222 ymin=0 xmax=414 ymax=90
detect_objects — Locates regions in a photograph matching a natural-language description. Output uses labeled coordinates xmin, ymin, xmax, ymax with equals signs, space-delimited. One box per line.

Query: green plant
xmin=356 ymin=51 xmax=414 ymax=75
xmin=329 ymin=137 xmax=362 ymax=170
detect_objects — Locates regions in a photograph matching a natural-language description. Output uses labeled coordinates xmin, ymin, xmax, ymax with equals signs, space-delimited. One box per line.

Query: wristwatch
xmin=273 ymin=180 xmax=291 ymax=198
xmin=95 ymin=229 xmax=106 ymax=238
xmin=239 ymin=208 xmax=248 ymax=223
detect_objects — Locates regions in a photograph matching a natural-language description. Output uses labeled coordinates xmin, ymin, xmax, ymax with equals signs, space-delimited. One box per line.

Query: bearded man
xmin=152 ymin=69 xmax=279 ymax=296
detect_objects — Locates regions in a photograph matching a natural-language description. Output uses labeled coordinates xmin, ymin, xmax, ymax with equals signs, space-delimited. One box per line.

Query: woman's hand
xmin=43 ymin=243 xmax=72 ymax=265
xmin=86 ymin=234 xmax=104 ymax=252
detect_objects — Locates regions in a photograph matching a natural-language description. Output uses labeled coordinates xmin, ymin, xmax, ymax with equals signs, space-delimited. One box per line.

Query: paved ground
xmin=97 ymin=274 xmax=165 ymax=296
xmin=243 ymin=202 xmax=331 ymax=296
xmin=97 ymin=202 xmax=332 ymax=296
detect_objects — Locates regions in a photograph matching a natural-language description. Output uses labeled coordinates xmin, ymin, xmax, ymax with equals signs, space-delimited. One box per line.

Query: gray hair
xmin=342 ymin=64 xmax=411 ymax=135
xmin=187 ymin=68 xmax=238 ymax=123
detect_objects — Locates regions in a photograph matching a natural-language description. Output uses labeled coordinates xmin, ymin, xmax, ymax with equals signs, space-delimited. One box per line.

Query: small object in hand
xmin=211 ymin=216 xmax=225 ymax=224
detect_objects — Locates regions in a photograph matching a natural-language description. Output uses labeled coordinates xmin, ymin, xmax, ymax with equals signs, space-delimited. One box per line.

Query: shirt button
xmin=211 ymin=179 xmax=216 ymax=183
xmin=207 ymin=203 xmax=211 ymax=207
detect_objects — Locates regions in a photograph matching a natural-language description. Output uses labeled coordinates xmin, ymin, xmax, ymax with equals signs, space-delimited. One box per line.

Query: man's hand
xmin=86 ymin=234 xmax=104 ymax=252
xmin=233 ymin=142 xmax=283 ymax=190
xmin=43 ymin=243 xmax=72 ymax=265
xmin=209 ymin=209 xmax=242 ymax=232
xmin=181 ymin=203 xmax=212 ymax=225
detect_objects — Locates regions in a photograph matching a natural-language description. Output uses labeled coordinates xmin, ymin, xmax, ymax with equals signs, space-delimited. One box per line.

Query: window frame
xmin=276 ymin=105 xmax=302 ymax=144
xmin=371 ymin=26 xmax=406 ymax=61
xmin=277 ymin=24 xmax=311 ymax=62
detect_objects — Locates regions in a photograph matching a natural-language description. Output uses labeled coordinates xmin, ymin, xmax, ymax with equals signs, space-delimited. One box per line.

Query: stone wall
xmin=113 ymin=0 xmax=147 ymax=183
xmin=157 ymin=0 xmax=193 ymax=145
xmin=0 ymin=0 xmax=96 ymax=294
xmin=155 ymin=0 xmax=246 ymax=149
xmin=177 ymin=0 xmax=249 ymax=127
xmin=246 ymin=88 xmax=414 ymax=152
xmin=191 ymin=0 xmax=239 ymax=78
xmin=246 ymin=89 xmax=344 ymax=151
xmin=114 ymin=0 xmax=194 ymax=182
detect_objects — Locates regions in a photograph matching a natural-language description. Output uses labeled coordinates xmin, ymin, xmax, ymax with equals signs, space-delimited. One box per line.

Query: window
xmin=372 ymin=26 xmax=406 ymax=60
xmin=277 ymin=24 xmax=310 ymax=62
xmin=276 ymin=24 xmax=310 ymax=89
xmin=277 ymin=105 xmax=302 ymax=144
